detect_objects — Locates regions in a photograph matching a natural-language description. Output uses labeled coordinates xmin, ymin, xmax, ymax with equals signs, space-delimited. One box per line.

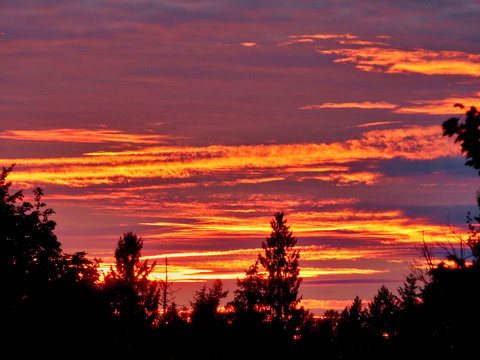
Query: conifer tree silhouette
xmin=258 ymin=212 xmax=308 ymax=335
xmin=105 ymin=232 xmax=160 ymax=328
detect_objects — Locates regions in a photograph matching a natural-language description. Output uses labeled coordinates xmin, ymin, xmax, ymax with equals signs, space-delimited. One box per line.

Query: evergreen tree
xmin=397 ymin=274 xmax=421 ymax=311
xmin=366 ymin=285 xmax=400 ymax=340
xmin=335 ymin=296 xmax=368 ymax=358
xmin=190 ymin=279 xmax=228 ymax=329
xmin=258 ymin=212 xmax=306 ymax=334
xmin=105 ymin=232 xmax=160 ymax=328
xmin=228 ymin=260 xmax=266 ymax=325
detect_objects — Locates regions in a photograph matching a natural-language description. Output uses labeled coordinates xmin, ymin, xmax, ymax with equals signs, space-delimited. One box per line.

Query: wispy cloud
xmin=394 ymin=93 xmax=480 ymax=114
xmin=299 ymin=102 xmax=398 ymax=110
xmin=357 ymin=121 xmax=403 ymax=128
xmin=318 ymin=47 xmax=480 ymax=77
xmin=300 ymin=95 xmax=480 ymax=116
xmin=338 ymin=40 xmax=389 ymax=46
xmin=280 ymin=33 xmax=358 ymax=46
xmin=300 ymin=299 xmax=354 ymax=311
xmin=1 ymin=126 xmax=457 ymax=187
xmin=138 ymin=206 xmax=447 ymax=245
xmin=290 ymin=34 xmax=358 ymax=40
xmin=0 ymin=128 xmax=176 ymax=144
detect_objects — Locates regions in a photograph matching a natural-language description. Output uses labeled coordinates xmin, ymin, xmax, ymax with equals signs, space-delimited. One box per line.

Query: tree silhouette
xmin=336 ymin=296 xmax=367 ymax=357
xmin=258 ymin=212 xmax=306 ymax=334
xmin=158 ymin=256 xmax=180 ymax=323
xmin=190 ymin=279 xmax=228 ymax=329
xmin=406 ymin=107 xmax=480 ymax=357
xmin=228 ymin=260 xmax=267 ymax=325
xmin=1 ymin=165 xmax=113 ymax=356
xmin=365 ymin=285 xmax=400 ymax=341
xmin=443 ymin=103 xmax=480 ymax=262
xmin=105 ymin=232 xmax=160 ymax=328
xmin=442 ymin=104 xmax=480 ymax=172
xmin=1 ymin=165 xmax=62 ymax=309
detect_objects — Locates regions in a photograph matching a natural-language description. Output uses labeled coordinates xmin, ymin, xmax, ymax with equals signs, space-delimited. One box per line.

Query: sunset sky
xmin=2 ymin=0 xmax=480 ymax=314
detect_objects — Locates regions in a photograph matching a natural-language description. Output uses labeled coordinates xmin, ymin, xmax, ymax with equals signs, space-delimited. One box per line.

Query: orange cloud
xmin=139 ymin=207 xmax=448 ymax=245
xmin=142 ymin=245 xmax=397 ymax=263
xmin=318 ymin=47 xmax=480 ymax=77
xmin=357 ymin=121 xmax=402 ymax=128
xmin=280 ymin=34 xmax=357 ymax=46
xmin=1 ymin=125 xmax=457 ymax=187
xmin=290 ymin=34 xmax=357 ymax=40
xmin=299 ymin=101 xmax=398 ymax=110
xmin=99 ymin=261 xmax=387 ymax=283
xmin=0 ymin=128 xmax=175 ymax=144
xmin=394 ymin=93 xmax=480 ymax=114
xmin=308 ymin=171 xmax=382 ymax=185
xmin=338 ymin=40 xmax=389 ymax=46
xmin=300 ymin=299 xmax=355 ymax=311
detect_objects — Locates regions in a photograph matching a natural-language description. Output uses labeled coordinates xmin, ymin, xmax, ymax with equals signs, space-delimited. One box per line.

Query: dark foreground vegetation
xmin=3 ymin=106 xmax=480 ymax=359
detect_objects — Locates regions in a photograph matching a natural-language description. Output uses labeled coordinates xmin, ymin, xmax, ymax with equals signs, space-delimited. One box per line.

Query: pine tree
xmin=258 ymin=212 xmax=305 ymax=333
xmin=105 ymin=232 xmax=160 ymax=327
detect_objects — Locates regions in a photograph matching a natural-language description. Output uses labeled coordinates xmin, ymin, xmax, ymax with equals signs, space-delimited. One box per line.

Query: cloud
xmin=299 ymin=101 xmax=398 ymax=110
xmin=2 ymin=125 xmax=457 ymax=187
xmin=338 ymin=40 xmax=389 ymax=46
xmin=0 ymin=128 xmax=176 ymax=144
xmin=394 ymin=93 xmax=480 ymax=114
xmin=136 ymin=205 xmax=448 ymax=245
xmin=357 ymin=121 xmax=403 ymax=127
xmin=300 ymin=299 xmax=354 ymax=311
xmin=318 ymin=47 xmax=480 ymax=77
xmin=299 ymin=94 xmax=479 ymax=116
xmin=280 ymin=33 xmax=358 ymax=46
xmin=290 ymin=34 xmax=358 ymax=40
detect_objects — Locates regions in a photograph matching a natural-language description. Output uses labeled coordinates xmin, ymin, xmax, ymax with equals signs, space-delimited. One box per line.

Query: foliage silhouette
xmin=190 ymin=278 xmax=228 ymax=329
xmin=1 ymin=165 xmax=113 ymax=356
xmin=258 ymin=211 xmax=308 ymax=335
xmin=104 ymin=231 xmax=161 ymax=351
xmin=407 ymin=103 xmax=480 ymax=358
xmin=442 ymin=104 xmax=480 ymax=172
xmin=228 ymin=260 xmax=267 ymax=326
xmin=336 ymin=296 xmax=367 ymax=353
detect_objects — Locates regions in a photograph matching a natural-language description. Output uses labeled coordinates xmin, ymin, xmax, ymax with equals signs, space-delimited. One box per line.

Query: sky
xmin=2 ymin=0 xmax=480 ymax=315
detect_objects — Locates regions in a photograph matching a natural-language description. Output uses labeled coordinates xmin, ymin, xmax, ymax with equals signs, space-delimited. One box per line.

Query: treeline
xmin=3 ymin=106 xmax=480 ymax=358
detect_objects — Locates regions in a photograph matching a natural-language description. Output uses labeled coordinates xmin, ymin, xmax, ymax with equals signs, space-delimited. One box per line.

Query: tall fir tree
xmin=258 ymin=212 xmax=306 ymax=334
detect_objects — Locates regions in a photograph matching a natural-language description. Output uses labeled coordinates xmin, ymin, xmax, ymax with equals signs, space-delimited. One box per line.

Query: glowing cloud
xmin=139 ymin=207 xmax=449 ymax=245
xmin=338 ymin=40 xmax=389 ymax=46
xmin=280 ymin=33 xmax=358 ymax=46
xmin=394 ymin=93 xmax=480 ymax=114
xmin=299 ymin=102 xmax=398 ymax=110
xmin=0 ymin=128 xmax=175 ymax=144
xmin=318 ymin=47 xmax=480 ymax=77
xmin=300 ymin=299 xmax=357 ymax=311
xmin=1 ymin=125 xmax=457 ymax=187
xmin=357 ymin=121 xmax=403 ymax=127
xmin=290 ymin=34 xmax=357 ymax=40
